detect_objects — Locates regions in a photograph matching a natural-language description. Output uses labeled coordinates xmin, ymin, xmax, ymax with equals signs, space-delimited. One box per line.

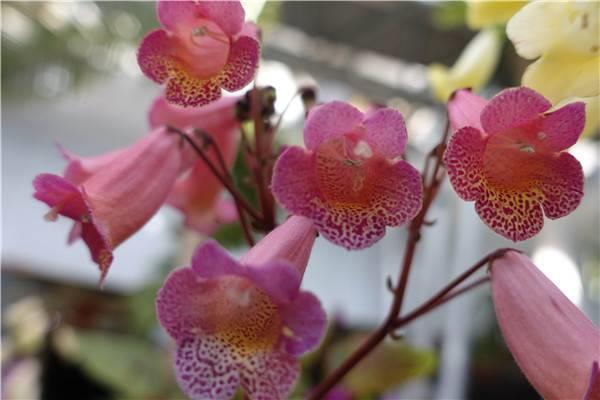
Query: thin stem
xmin=168 ymin=126 xmax=263 ymax=223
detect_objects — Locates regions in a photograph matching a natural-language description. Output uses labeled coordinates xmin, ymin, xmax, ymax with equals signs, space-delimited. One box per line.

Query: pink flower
xmin=33 ymin=128 xmax=184 ymax=284
xmin=156 ymin=216 xmax=326 ymax=400
xmin=490 ymin=251 xmax=600 ymax=400
xmin=271 ymin=101 xmax=423 ymax=250
xmin=137 ymin=0 xmax=260 ymax=108
xmin=444 ymin=87 xmax=585 ymax=241
xmin=150 ymin=95 xmax=241 ymax=233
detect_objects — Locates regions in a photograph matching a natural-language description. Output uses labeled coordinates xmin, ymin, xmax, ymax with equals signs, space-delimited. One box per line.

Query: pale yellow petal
xmin=522 ymin=52 xmax=600 ymax=103
xmin=508 ymin=0 xmax=599 ymax=59
xmin=428 ymin=29 xmax=503 ymax=102
xmin=581 ymin=96 xmax=599 ymax=138
xmin=466 ymin=0 xmax=527 ymax=29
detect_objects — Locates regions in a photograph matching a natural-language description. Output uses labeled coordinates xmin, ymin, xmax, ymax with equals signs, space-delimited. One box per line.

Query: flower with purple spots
xmin=137 ymin=0 xmax=260 ymax=108
xmin=444 ymin=87 xmax=585 ymax=241
xmin=271 ymin=101 xmax=423 ymax=250
xmin=156 ymin=216 xmax=326 ymax=400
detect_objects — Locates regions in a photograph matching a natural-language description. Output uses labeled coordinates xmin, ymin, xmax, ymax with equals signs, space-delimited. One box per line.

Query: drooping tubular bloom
xmin=156 ymin=216 xmax=326 ymax=400
xmin=444 ymin=88 xmax=585 ymax=241
xmin=271 ymin=101 xmax=423 ymax=250
xmin=137 ymin=0 xmax=260 ymax=108
xmin=490 ymin=251 xmax=600 ymax=400
xmin=149 ymin=95 xmax=241 ymax=233
xmin=33 ymin=128 xmax=184 ymax=284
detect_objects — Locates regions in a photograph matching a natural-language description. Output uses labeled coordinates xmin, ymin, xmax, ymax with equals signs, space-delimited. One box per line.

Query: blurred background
xmin=2 ymin=2 xmax=598 ymax=399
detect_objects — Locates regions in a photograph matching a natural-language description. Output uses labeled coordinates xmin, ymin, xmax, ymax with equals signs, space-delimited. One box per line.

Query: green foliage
xmin=431 ymin=1 xmax=467 ymax=30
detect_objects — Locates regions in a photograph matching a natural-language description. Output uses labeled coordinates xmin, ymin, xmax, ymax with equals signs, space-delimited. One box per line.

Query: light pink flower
xmin=444 ymin=87 xmax=585 ymax=241
xmin=137 ymin=0 xmax=260 ymax=108
xmin=150 ymin=95 xmax=241 ymax=233
xmin=156 ymin=216 xmax=326 ymax=400
xmin=271 ymin=101 xmax=423 ymax=250
xmin=490 ymin=251 xmax=600 ymax=400
xmin=33 ymin=128 xmax=183 ymax=284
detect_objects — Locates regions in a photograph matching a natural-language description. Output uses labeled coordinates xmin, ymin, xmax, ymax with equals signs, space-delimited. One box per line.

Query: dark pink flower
xmin=156 ymin=216 xmax=326 ymax=400
xmin=491 ymin=251 xmax=600 ymax=400
xmin=271 ymin=101 xmax=423 ymax=250
xmin=33 ymin=128 xmax=184 ymax=284
xmin=150 ymin=95 xmax=241 ymax=233
xmin=444 ymin=88 xmax=585 ymax=241
xmin=137 ymin=0 xmax=260 ymax=108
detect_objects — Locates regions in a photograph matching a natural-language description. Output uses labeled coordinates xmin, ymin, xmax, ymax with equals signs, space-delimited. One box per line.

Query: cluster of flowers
xmin=32 ymin=1 xmax=598 ymax=399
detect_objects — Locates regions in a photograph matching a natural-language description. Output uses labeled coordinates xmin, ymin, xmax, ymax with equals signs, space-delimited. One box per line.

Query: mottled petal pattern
xmin=443 ymin=126 xmax=487 ymax=201
xmin=362 ymin=108 xmax=407 ymax=158
xmin=217 ymin=35 xmax=260 ymax=92
xmin=304 ymin=101 xmax=364 ymax=151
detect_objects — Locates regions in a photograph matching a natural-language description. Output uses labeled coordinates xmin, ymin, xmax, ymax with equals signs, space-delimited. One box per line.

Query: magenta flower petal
xmin=585 ymin=362 xmax=600 ymax=400
xmin=491 ymin=251 xmax=600 ymax=400
xmin=281 ymin=291 xmax=328 ymax=356
xmin=273 ymin=102 xmax=423 ymax=250
xmin=444 ymin=126 xmax=486 ymax=201
xmin=217 ymin=32 xmax=260 ymax=92
xmin=34 ymin=128 xmax=183 ymax=283
xmin=58 ymin=145 xmax=125 ymax=186
xmin=538 ymin=101 xmax=586 ymax=152
xmin=481 ymin=87 xmax=551 ymax=135
xmin=444 ymin=87 xmax=585 ymax=241
xmin=156 ymin=0 xmax=197 ymax=34
xmin=137 ymin=29 xmax=174 ymax=85
xmin=362 ymin=107 xmax=407 ymax=158
xmin=156 ymin=217 xmax=325 ymax=400
xmin=448 ymin=89 xmax=486 ymax=131
xmin=303 ymin=101 xmax=364 ymax=151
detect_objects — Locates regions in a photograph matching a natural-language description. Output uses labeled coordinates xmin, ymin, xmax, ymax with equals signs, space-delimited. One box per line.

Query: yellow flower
xmin=466 ymin=0 xmax=527 ymax=29
xmin=428 ymin=28 xmax=503 ymax=102
xmin=507 ymin=0 xmax=599 ymax=136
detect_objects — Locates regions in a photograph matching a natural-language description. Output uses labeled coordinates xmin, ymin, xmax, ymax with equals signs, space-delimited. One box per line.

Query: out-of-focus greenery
xmin=431 ymin=1 xmax=467 ymax=30
xmin=1 ymin=2 xmax=156 ymax=100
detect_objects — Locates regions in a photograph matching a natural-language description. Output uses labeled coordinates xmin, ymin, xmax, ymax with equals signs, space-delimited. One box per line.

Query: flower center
xmin=178 ymin=18 xmax=230 ymax=79
xmin=315 ymin=135 xmax=381 ymax=208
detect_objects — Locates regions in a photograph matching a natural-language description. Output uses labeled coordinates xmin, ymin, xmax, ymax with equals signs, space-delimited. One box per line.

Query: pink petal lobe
xmin=174 ymin=336 xmax=241 ymax=400
xmin=191 ymin=240 xmax=243 ymax=279
xmin=280 ymin=291 xmax=327 ymax=357
xmin=217 ymin=35 xmax=260 ymax=92
xmin=448 ymin=89 xmax=487 ymax=131
xmin=475 ymin=186 xmax=544 ymax=242
xmin=137 ymin=29 xmax=175 ymax=84
xmin=272 ymin=146 xmax=323 ymax=218
xmin=241 ymin=215 xmax=317 ymax=273
xmin=443 ymin=126 xmax=487 ymax=201
xmin=537 ymin=152 xmax=584 ymax=219
xmin=481 ymin=87 xmax=551 ymax=135
xmin=165 ymin=68 xmax=222 ymax=108
xmin=538 ymin=101 xmax=585 ymax=152
xmin=60 ymin=146 xmax=125 ymax=186
xmin=362 ymin=107 xmax=407 ymax=158
xmin=304 ymin=101 xmax=364 ymax=150
xmin=244 ymin=261 xmax=302 ymax=305
xmin=156 ymin=1 xmax=197 ymax=33
xmin=194 ymin=0 xmax=245 ymax=37
xmin=240 ymin=350 xmax=299 ymax=400
xmin=491 ymin=251 xmax=600 ymax=400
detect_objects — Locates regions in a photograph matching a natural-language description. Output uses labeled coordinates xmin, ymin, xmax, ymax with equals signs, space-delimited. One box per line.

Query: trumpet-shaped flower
xmin=271 ymin=101 xmax=423 ymax=250
xmin=507 ymin=1 xmax=599 ymax=136
xmin=138 ymin=0 xmax=260 ymax=108
xmin=466 ymin=0 xmax=527 ymax=29
xmin=33 ymin=128 xmax=184 ymax=284
xmin=428 ymin=28 xmax=503 ymax=102
xmin=150 ymin=95 xmax=241 ymax=233
xmin=444 ymin=88 xmax=585 ymax=241
xmin=156 ymin=216 xmax=326 ymax=400
xmin=490 ymin=251 xmax=600 ymax=400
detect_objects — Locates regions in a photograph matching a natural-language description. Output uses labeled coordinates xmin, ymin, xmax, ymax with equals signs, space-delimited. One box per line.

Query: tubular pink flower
xmin=33 ymin=128 xmax=183 ymax=284
xmin=271 ymin=101 xmax=423 ymax=250
xmin=150 ymin=95 xmax=241 ymax=233
xmin=137 ymin=0 xmax=260 ymax=108
xmin=490 ymin=251 xmax=600 ymax=400
xmin=156 ymin=216 xmax=326 ymax=400
xmin=444 ymin=87 xmax=585 ymax=241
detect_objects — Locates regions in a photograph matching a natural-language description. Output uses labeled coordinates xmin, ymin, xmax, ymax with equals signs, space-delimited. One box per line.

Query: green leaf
xmin=327 ymin=334 xmax=436 ymax=397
